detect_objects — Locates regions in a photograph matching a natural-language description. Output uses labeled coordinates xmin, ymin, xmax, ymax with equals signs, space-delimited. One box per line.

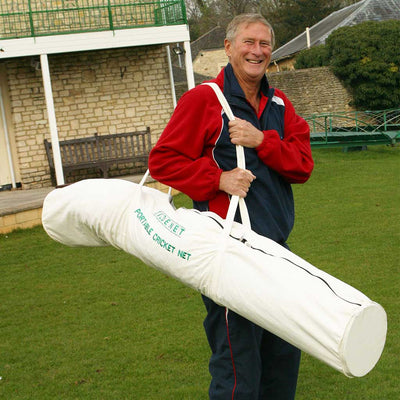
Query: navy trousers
xmin=202 ymin=295 xmax=301 ymax=400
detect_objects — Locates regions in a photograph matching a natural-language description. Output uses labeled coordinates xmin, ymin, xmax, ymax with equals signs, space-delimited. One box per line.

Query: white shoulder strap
xmin=202 ymin=82 xmax=251 ymax=232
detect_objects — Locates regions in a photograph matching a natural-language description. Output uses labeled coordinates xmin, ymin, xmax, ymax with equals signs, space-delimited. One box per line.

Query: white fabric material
xmin=202 ymin=82 xmax=250 ymax=231
xmin=272 ymin=95 xmax=285 ymax=106
xmin=42 ymin=179 xmax=387 ymax=378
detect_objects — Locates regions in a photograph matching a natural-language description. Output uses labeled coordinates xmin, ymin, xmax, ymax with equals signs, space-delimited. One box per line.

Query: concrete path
xmin=0 ymin=186 xmax=53 ymax=216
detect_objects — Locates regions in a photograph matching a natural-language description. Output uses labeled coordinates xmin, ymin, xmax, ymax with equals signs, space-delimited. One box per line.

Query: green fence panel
xmin=0 ymin=0 xmax=187 ymax=39
xmin=304 ymin=109 xmax=400 ymax=148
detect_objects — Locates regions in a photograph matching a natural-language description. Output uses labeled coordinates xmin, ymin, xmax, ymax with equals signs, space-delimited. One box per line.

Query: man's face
xmin=225 ymin=22 xmax=273 ymax=84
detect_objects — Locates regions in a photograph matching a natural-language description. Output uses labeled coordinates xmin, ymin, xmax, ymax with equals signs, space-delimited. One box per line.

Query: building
xmin=0 ymin=0 xmax=195 ymax=190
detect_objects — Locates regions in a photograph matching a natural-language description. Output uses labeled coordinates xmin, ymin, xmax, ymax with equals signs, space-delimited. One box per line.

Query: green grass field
xmin=0 ymin=146 xmax=399 ymax=399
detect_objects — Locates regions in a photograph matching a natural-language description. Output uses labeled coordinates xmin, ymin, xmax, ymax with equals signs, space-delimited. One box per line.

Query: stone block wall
xmin=192 ymin=49 xmax=227 ymax=79
xmin=267 ymin=67 xmax=354 ymax=116
xmin=3 ymin=45 xmax=174 ymax=189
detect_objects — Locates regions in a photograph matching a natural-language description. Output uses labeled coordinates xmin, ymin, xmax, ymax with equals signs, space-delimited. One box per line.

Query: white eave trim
xmin=0 ymin=24 xmax=191 ymax=59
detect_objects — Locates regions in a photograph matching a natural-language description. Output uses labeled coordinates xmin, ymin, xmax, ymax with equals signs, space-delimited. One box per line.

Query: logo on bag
xmin=153 ymin=211 xmax=186 ymax=237
xmin=134 ymin=208 xmax=191 ymax=261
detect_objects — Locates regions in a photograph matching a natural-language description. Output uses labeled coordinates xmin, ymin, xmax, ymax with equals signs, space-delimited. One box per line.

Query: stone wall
xmin=267 ymin=67 xmax=354 ymax=116
xmin=192 ymin=49 xmax=227 ymax=78
xmin=3 ymin=45 xmax=174 ymax=189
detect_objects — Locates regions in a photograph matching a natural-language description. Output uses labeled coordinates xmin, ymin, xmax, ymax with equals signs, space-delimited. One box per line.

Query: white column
xmin=0 ymin=86 xmax=16 ymax=188
xmin=166 ymin=45 xmax=177 ymax=108
xmin=40 ymin=53 xmax=64 ymax=186
xmin=183 ymin=40 xmax=195 ymax=90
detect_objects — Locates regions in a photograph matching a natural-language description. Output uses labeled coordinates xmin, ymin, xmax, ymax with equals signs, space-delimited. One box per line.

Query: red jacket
xmin=149 ymin=65 xmax=313 ymax=244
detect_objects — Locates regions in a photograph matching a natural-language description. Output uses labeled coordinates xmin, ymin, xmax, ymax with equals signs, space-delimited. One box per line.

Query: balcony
xmin=0 ymin=0 xmax=187 ymax=40
xmin=0 ymin=1 xmax=191 ymax=60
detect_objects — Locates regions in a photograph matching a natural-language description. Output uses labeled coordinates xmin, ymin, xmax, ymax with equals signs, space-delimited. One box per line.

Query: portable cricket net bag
xmin=42 ymin=84 xmax=387 ymax=378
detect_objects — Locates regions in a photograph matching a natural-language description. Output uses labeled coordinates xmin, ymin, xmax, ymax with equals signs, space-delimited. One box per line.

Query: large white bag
xmin=42 ymin=83 xmax=386 ymax=378
xmin=42 ymin=178 xmax=386 ymax=378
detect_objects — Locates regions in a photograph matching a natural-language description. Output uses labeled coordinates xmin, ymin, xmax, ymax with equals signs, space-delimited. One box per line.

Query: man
xmin=149 ymin=13 xmax=314 ymax=400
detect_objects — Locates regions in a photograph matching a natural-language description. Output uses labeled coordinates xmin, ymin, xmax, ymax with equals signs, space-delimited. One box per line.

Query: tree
xmin=326 ymin=20 xmax=400 ymax=110
xmin=186 ymin=0 xmax=260 ymax=40
xmin=258 ymin=0 xmax=342 ymax=47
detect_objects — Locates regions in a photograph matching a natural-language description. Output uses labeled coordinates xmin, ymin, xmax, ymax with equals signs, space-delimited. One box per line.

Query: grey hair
xmin=226 ymin=13 xmax=275 ymax=50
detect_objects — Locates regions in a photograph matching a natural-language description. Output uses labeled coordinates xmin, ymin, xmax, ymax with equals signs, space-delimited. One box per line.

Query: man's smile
xmin=246 ymin=59 xmax=263 ymax=64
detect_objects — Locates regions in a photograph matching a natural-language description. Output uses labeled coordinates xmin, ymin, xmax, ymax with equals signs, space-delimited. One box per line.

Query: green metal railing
xmin=304 ymin=109 xmax=400 ymax=148
xmin=0 ymin=0 xmax=187 ymax=40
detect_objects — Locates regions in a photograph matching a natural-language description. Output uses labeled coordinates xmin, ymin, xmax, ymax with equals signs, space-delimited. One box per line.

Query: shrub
xmin=295 ymin=45 xmax=330 ymax=69
xmin=325 ymin=20 xmax=400 ymax=110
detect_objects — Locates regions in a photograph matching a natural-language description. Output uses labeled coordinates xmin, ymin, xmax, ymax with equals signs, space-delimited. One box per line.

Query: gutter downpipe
xmin=40 ymin=53 xmax=65 ymax=186
xmin=0 ymin=86 xmax=17 ymax=188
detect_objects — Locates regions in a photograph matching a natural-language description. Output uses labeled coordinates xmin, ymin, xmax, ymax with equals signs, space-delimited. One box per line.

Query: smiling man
xmin=149 ymin=14 xmax=314 ymax=399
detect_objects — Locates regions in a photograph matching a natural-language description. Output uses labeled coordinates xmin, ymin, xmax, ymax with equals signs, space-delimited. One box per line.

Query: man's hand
xmin=219 ymin=168 xmax=256 ymax=198
xmin=228 ymin=117 xmax=264 ymax=148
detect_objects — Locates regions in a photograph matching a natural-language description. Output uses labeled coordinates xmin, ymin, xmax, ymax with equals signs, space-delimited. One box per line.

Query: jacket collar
xmin=220 ymin=63 xmax=270 ymax=102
